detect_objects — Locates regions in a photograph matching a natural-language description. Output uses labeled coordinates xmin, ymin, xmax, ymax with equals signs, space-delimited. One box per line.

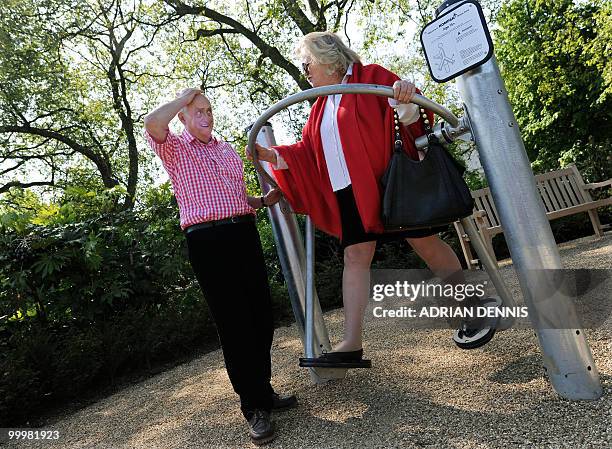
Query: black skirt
xmin=335 ymin=185 xmax=447 ymax=249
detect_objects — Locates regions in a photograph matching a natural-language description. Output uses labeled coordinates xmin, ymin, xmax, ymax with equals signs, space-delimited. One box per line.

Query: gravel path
xmin=5 ymin=233 xmax=611 ymax=449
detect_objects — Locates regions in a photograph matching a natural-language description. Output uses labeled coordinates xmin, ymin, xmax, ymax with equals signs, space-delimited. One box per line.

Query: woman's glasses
xmin=301 ymin=62 xmax=310 ymax=75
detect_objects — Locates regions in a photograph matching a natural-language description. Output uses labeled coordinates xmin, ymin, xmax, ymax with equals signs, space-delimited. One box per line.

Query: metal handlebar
xmin=247 ymin=83 xmax=459 ymax=188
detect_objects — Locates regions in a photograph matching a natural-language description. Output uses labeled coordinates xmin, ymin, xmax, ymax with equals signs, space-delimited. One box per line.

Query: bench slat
xmin=567 ymin=173 xmax=586 ymax=204
xmin=473 ymin=196 xmax=489 ymax=226
xmin=560 ymin=175 xmax=581 ymax=206
xmin=557 ymin=176 xmax=577 ymax=206
xmin=543 ymin=179 xmax=562 ymax=210
xmin=485 ymin=191 xmax=501 ymax=224
xmin=534 ymin=167 xmax=574 ymax=182
xmin=547 ymin=177 xmax=569 ymax=209
xmin=537 ymin=181 xmax=555 ymax=212
xmin=475 ymin=190 xmax=498 ymax=227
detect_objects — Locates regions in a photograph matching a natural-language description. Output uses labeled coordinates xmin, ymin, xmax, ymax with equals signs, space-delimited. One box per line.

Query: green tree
xmin=0 ymin=0 xmax=185 ymax=207
xmin=585 ymin=0 xmax=612 ymax=103
xmin=494 ymin=0 xmax=612 ymax=181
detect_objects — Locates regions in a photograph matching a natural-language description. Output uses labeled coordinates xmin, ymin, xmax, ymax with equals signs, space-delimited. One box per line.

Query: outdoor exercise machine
xmin=246 ymin=0 xmax=602 ymax=400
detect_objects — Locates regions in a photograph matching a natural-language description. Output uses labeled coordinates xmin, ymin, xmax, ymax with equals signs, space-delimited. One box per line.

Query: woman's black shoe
xmin=320 ymin=349 xmax=364 ymax=362
xmin=299 ymin=348 xmax=372 ymax=368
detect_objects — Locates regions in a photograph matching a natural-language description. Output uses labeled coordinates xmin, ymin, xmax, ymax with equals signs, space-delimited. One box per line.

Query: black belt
xmin=185 ymin=214 xmax=255 ymax=234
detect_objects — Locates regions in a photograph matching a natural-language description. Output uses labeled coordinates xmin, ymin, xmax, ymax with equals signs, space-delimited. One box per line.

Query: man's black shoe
xmin=245 ymin=409 xmax=274 ymax=446
xmin=271 ymin=392 xmax=298 ymax=411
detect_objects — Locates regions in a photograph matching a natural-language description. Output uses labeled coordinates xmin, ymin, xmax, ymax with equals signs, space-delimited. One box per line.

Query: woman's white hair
xmin=296 ymin=32 xmax=361 ymax=75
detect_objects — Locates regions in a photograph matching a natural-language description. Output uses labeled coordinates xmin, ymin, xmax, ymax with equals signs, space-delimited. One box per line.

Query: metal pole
xmin=305 ymin=217 xmax=316 ymax=359
xmin=440 ymin=0 xmax=602 ymax=399
xmin=251 ymin=124 xmax=346 ymax=382
xmin=460 ymin=217 xmax=516 ymax=330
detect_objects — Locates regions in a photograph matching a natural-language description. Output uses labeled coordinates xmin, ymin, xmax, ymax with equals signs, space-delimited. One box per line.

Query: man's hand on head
xmin=177 ymin=87 xmax=204 ymax=106
xmin=144 ymin=88 xmax=205 ymax=145
xmin=177 ymin=88 xmax=204 ymax=105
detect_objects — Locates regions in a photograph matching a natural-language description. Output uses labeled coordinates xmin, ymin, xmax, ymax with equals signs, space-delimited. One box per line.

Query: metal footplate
xmin=299 ymin=358 xmax=372 ymax=369
xmin=452 ymin=296 xmax=503 ymax=350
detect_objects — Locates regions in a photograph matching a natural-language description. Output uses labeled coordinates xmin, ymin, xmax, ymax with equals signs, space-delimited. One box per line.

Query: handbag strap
xmin=393 ymin=106 xmax=433 ymax=153
xmin=393 ymin=110 xmax=403 ymax=153
xmin=420 ymin=107 xmax=432 ymax=134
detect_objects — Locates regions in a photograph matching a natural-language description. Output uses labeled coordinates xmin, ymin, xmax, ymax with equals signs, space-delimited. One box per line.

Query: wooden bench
xmin=454 ymin=164 xmax=612 ymax=269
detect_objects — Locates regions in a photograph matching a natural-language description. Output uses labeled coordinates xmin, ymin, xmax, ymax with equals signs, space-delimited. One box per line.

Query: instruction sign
xmin=420 ymin=0 xmax=493 ymax=83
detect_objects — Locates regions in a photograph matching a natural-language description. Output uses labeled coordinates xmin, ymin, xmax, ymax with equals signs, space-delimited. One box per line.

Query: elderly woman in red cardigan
xmin=250 ymin=32 xmax=498 ymax=366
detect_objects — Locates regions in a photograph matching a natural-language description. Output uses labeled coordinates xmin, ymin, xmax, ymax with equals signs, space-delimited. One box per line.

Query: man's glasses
xmin=301 ymin=62 xmax=310 ymax=75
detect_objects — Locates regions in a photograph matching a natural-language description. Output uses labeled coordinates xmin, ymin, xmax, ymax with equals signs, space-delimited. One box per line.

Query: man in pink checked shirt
xmin=144 ymin=88 xmax=296 ymax=446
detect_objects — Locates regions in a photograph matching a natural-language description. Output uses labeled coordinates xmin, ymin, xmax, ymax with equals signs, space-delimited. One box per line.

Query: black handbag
xmin=381 ymin=108 xmax=474 ymax=231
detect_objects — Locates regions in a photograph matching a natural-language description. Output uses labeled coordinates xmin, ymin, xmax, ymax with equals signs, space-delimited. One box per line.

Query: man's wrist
xmin=178 ymin=96 xmax=192 ymax=109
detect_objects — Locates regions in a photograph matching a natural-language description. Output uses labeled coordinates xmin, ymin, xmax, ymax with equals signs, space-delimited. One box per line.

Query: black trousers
xmin=185 ymin=221 xmax=274 ymax=416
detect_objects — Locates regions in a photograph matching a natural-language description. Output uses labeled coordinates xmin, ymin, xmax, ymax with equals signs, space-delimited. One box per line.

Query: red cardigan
xmin=271 ymin=63 xmax=433 ymax=239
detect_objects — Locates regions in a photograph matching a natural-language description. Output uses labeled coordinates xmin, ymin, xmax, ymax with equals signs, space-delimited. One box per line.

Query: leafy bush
xmin=0 ymin=184 xmax=215 ymax=425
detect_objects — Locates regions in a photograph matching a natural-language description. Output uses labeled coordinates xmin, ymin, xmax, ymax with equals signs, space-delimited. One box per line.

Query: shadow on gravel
xmin=270 ymin=372 xmax=609 ymax=449
xmin=488 ymin=354 xmax=544 ymax=384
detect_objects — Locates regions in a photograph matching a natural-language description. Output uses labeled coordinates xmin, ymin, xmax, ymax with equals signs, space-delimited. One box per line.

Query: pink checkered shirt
xmin=145 ymin=128 xmax=255 ymax=229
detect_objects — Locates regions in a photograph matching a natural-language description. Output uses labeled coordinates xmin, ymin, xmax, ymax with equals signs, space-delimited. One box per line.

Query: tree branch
xmin=0 ymin=138 xmax=52 ymax=162
xmin=0 ymin=125 xmax=118 ymax=188
xmin=281 ymin=0 xmax=319 ymax=35
xmin=0 ymin=151 xmax=73 ymax=177
xmin=343 ymin=0 xmax=356 ymax=44
xmin=165 ymin=0 xmax=311 ymax=91
xmin=195 ymin=27 xmax=240 ymax=39
xmin=0 ymin=180 xmax=55 ymax=194
xmin=308 ymin=0 xmax=321 ymax=17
